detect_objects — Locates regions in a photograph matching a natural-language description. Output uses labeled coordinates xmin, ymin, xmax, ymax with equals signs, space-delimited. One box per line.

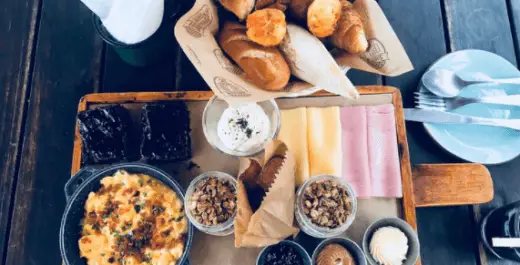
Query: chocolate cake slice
xmin=78 ymin=105 xmax=135 ymax=164
xmin=141 ymin=102 xmax=192 ymax=162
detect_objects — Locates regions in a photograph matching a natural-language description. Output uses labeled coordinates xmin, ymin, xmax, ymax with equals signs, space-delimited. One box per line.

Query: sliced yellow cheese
xmin=307 ymin=107 xmax=342 ymax=177
xmin=277 ymin=107 xmax=310 ymax=186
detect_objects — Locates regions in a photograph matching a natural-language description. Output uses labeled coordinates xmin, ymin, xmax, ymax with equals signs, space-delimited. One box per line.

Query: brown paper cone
xmin=234 ymin=140 xmax=300 ymax=248
xmin=234 ymin=180 xmax=255 ymax=247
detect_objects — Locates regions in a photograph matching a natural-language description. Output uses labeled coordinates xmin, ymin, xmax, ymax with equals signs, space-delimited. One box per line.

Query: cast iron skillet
xmin=59 ymin=163 xmax=193 ymax=265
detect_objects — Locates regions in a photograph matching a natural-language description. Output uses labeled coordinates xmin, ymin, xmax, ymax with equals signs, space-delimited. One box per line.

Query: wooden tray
xmin=70 ymin=86 xmax=493 ymax=265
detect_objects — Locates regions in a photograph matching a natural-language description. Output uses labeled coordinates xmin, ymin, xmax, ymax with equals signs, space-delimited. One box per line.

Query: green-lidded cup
xmin=92 ymin=1 xmax=181 ymax=67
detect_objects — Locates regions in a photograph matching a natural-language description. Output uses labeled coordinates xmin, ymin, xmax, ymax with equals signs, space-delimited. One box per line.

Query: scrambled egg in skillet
xmin=79 ymin=170 xmax=187 ymax=265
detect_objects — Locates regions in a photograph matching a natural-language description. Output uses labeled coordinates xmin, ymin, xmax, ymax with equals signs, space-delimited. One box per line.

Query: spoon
xmin=421 ymin=69 xmax=520 ymax=98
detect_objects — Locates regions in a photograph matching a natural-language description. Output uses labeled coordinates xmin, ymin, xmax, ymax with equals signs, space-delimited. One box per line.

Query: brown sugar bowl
xmin=312 ymin=237 xmax=367 ymax=265
xmin=295 ymin=175 xmax=357 ymax=238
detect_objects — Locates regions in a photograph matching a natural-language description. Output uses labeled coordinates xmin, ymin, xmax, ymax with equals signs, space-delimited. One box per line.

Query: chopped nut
xmin=310 ymin=209 xmax=319 ymax=219
xmin=302 ymin=179 xmax=352 ymax=228
xmin=189 ymin=176 xmax=237 ymax=226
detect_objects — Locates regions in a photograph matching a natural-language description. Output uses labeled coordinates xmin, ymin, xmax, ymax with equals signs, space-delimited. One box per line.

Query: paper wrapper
xmin=174 ymin=0 xmax=412 ymax=104
xmin=234 ymin=140 xmax=300 ymax=248
xmin=279 ymin=25 xmax=359 ymax=100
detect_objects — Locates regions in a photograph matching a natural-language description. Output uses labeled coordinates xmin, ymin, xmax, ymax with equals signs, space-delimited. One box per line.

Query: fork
xmin=414 ymin=92 xmax=520 ymax=111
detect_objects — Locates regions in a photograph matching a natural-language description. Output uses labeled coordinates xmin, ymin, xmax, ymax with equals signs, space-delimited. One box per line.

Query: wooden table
xmin=1 ymin=0 xmax=519 ymax=265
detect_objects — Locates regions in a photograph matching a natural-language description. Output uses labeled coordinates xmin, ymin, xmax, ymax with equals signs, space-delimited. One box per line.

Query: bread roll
xmin=219 ymin=0 xmax=255 ymax=20
xmin=239 ymin=159 xmax=263 ymax=190
xmin=247 ymin=8 xmax=287 ymax=47
xmin=307 ymin=0 xmax=341 ymax=38
xmin=219 ymin=22 xmax=291 ymax=91
xmin=331 ymin=0 xmax=368 ymax=54
xmin=258 ymin=155 xmax=285 ymax=191
xmin=289 ymin=0 xmax=313 ymax=21
xmin=256 ymin=0 xmax=291 ymax=11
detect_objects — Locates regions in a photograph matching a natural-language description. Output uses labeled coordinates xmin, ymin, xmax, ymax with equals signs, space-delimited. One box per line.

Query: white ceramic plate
xmin=418 ymin=49 xmax=520 ymax=164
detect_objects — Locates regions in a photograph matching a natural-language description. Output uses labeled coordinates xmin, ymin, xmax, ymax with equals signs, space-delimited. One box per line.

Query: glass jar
xmin=184 ymin=171 xmax=237 ymax=236
xmin=202 ymin=95 xmax=281 ymax=157
xmin=295 ymin=175 xmax=357 ymax=238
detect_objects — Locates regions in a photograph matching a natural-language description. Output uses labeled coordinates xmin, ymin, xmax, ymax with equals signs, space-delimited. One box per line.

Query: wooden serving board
xmin=69 ymin=86 xmax=493 ymax=265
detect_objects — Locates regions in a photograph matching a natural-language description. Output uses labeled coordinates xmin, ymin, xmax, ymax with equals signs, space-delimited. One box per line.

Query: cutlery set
xmin=404 ymin=108 xmax=520 ymax=131
xmin=405 ymin=68 xmax=520 ymax=130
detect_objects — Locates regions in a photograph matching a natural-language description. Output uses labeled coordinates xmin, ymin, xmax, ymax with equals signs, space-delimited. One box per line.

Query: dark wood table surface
xmin=1 ymin=0 xmax=520 ymax=264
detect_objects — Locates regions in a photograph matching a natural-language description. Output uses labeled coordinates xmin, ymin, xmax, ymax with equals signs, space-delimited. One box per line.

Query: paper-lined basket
xmin=174 ymin=0 xmax=413 ymax=104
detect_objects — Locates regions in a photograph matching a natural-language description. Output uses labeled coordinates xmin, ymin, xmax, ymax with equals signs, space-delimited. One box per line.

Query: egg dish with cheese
xmin=79 ymin=170 xmax=188 ymax=265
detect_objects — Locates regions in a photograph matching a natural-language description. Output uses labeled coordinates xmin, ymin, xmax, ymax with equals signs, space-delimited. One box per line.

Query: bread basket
xmin=173 ymin=0 xmax=413 ymax=104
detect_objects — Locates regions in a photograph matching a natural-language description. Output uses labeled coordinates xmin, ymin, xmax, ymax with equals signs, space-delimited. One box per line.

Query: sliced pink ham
xmin=340 ymin=106 xmax=371 ymax=197
xmin=340 ymin=104 xmax=402 ymax=198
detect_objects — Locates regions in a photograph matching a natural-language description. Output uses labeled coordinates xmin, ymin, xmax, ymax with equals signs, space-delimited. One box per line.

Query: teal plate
xmin=419 ymin=49 xmax=520 ymax=164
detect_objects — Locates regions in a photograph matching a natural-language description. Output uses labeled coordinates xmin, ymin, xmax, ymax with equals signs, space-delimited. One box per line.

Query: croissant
xmin=307 ymin=0 xmax=342 ymax=38
xmin=331 ymin=0 xmax=368 ymax=54
xmin=219 ymin=0 xmax=255 ymax=20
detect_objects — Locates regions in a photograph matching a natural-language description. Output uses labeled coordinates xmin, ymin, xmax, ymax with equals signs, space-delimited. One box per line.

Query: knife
xmin=404 ymin=108 xmax=520 ymax=130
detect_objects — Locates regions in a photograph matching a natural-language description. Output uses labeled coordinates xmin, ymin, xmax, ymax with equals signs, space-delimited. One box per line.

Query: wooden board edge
xmin=473 ymin=205 xmax=488 ymax=265
xmin=79 ymin=91 xmax=215 ymax=103
xmin=71 ymin=96 xmax=88 ymax=175
xmin=76 ymin=86 xmax=397 ymax=104
xmin=412 ymin=164 xmax=493 ymax=207
xmin=392 ymin=89 xmax=421 ymax=265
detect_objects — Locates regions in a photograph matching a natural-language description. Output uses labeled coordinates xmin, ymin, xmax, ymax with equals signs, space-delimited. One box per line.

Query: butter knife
xmin=404 ymin=108 xmax=520 ymax=130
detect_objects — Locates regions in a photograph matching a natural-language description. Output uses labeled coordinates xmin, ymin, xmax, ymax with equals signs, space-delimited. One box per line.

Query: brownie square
xmin=78 ymin=105 xmax=135 ymax=164
xmin=141 ymin=102 xmax=192 ymax=162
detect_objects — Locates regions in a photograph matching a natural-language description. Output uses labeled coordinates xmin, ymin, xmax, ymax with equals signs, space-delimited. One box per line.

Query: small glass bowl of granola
xmin=184 ymin=171 xmax=237 ymax=236
xmin=295 ymin=175 xmax=357 ymax=238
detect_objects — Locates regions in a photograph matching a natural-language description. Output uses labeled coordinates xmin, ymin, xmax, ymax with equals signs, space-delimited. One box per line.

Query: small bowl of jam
xmin=256 ymin=240 xmax=311 ymax=265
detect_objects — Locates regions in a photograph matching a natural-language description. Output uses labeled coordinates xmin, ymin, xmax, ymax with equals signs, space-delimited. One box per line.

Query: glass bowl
xmin=256 ymin=240 xmax=311 ymax=265
xmin=295 ymin=175 xmax=358 ymax=238
xmin=362 ymin=217 xmax=420 ymax=265
xmin=202 ymin=95 xmax=280 ymax=157
xmin=312 ymin=237 xmax=367 ymax=265
xmin=184 ymin=171 xmax=237 ymax=236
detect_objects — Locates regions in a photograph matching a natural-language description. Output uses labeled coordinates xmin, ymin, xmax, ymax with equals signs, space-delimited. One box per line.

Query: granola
xmin=302 ymin=179 xmax=352 ymax=228
xmin=189 ymin=176 xmax=237 ymax=226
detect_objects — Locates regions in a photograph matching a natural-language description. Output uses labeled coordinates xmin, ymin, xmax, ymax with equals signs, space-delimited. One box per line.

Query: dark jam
xmin=263 ymin=243 xmax=304 ymax=265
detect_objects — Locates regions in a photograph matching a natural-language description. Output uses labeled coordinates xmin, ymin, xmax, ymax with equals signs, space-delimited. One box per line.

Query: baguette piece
xmin=219 ymin=0 xmax=255 ymax=20
xmin=219 ymin=22 xmax=291 ymax=91
xmin=307 ymin=0 xmax=342 ymax=38
xmin=331 ymin=0 xmax=368 ymax=54
xmin=247 ymin=8 xmax=287 ymax=47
